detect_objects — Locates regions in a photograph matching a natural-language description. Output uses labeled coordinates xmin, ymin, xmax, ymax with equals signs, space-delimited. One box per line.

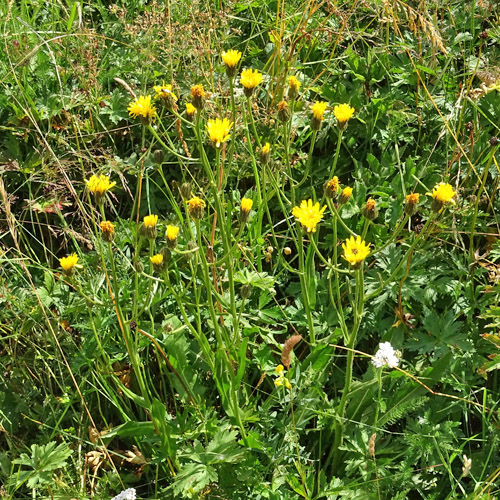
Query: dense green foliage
xmin=1 ymin=0 xmax=500 ymax=499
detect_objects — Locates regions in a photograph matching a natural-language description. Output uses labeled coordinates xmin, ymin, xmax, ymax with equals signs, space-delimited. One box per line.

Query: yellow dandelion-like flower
xmin=86 ymin=174 xmax=116 ymax=195
xmin=311 ymin=101 xmax=328 ymax=121
xmin=128 ymin=95 xmax=156 ymax=121
xmin=241 ymin=198 xmax=253 ymax=213
xmin=187 ymin=196 xmax=206 ymax=219
xmin=404 ymin=193 xmax=420 ymax=216
xmin=143 ymin=214 xmax=158 ymax=228
xmin=240 ymin=68 xmax=263 ymax=96
xmin=222 ymin=50 xmax=242 ymax=68
xmin=261 ymin=142 xmax=270 ymax=154
xmin=185 ymin=102 xmax=196 ymax=121
xmin=275 ymin=364 xmax=284 ymax=374
xmin=338 ymin=186 xmax=353 ymax=204
xmin=428 ymin=182 xmax=456 ymax=213
xmin=190 ymin=84 xmax=206 ymax=109
xmin=166 ymin=224 xmax=180 ymax=241
xmin=342 ymin=235 xmax=370 ymax=268
xmin=333 ymin=103 xmax=355 ymax=125
xmin=292 ymin=199 xmax=327 ymax=233
xmin=429 ymin=183 xmax=456 ymax=204
xmin=166 ymin=225 xmax=180 ymax=248
xmin=100 ymin=221 xmax=116 ymax=242
xmin=153 ymin=83 xmax=177 ymax=103
xmin=288 ymin=75 xmax=301 ymax=100
xmin=59 ymin=253 xmax=78 ymax=273
xmin=206 ymin=118 xmax=233 ymax=148
xmin=150 ymin=254 xmax=164 ymax=265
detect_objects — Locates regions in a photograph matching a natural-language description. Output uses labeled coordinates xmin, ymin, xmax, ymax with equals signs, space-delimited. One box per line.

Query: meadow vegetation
xmin=1 ymin=0 xmax=500 ymax=499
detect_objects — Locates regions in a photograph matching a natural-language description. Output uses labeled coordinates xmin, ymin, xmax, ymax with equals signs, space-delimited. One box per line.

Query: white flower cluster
xmin=111 ymin=489 xmax=136 ymax=500
xmin=372 ymin=342 xmax=399 ymax=368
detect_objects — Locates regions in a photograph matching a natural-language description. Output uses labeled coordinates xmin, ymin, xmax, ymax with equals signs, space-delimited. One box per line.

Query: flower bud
xmin=140 ymin=214 xmax=158 ymax=240
xmin=240 ymin=284 xmax=252 ymax=299
xmin=153 ymin=149 xmax=164 ymax=164
xmin=277 ymin=100 xmax=291 ymax=122
xmin=180 ymin=182 xmax=191 ymax=199
xmin=240 ymin=197 xmax=253 ymax=224
xmin=338 ymin=186 xmax=353 ymax=205
xmin=190 ymin=84 xmax=205 ymax=110
xmin=150 ymin=253 xmax=165 ymax=273
xmin=288 ymin=76 xmax=301 ymax=101
xmin=284 ymin=246 xmax=292 ymax=256
xmin=259 ymin=142 xmax=270 ymax=164
xmin=404 ymin=193 xmax=420 ymax=216
xmin=187 ymin=196 xmax=205 ymax=220
xmin=166 ymin=225 xmax=180 ymax=249
xmin=324 ymin=176 xmax=340 ymax=199
xmin=362 ymin=198 xmax=378 ymax=220
xmin=100 ymin=220 xmax=116 ymax=243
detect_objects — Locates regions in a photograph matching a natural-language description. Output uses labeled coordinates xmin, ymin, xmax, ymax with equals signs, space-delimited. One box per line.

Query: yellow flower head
xmin=59 ymin=253 xmax=78 ymax=272
xmin=186 ymin=102 xmax=196 ymax=116
xmin=292 ymin=199 xmax=327 ymax=233
xmin=275 ymin=364 xmax=284 ymax=374
xmin=187 ymin=196 xmax=206 ymax=219
xmin=261 ymin=142 xmax=270 ymax=154
xmin=288 ymin=76 xmax=301 ymax=93
xmin=206 ymin=118 xmax=233 ymax=148
xmin=240 ymin=68 xmax=263 ymax=89
xmin=430 ymin=183 xmax=456 ymax=204
xmin=166 ymin=224 xmax=180 ymax=241
xmin=428 ymin=183 xmax=456 ymax=212
xmin=128 ymin=95 xmax=156 ymax=121
xmin=240 ymin=198 xmax=253 ymax=223
xmin=222 ymin=49 xmax=242 ymax=68
xmin=86 ymin=175 xmax=116 ymax=205
xmin=406 ymin=193 xmax=420 ymax=204
xmin=333 ymin=103 xmax=355 ymax=124
xmin=342 ymin=235 xmax=370 ymax=267
xmin=190 ymin=84 xmax=206 ymax=109
xmin=339 ymin=186 xmax=353 ymax=204
xmin=100 ymin=221 xmax=115 ymax=242
xmin=153 ymin=83 xmax=177 ymax=103
xmin=191 ymin=84 xmax=205 ymax=99
xmin=150 ymin=254 xmax=164 ymax=265
xmin=143 ymin=214 xmax=158 ymax=229
xmin=325 ymin=176 xmax=340 ymax=198
xmin=311 ymin=101 xmax=328 ymax=121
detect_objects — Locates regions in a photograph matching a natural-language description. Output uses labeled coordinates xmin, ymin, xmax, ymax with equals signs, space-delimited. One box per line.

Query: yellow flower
xmin=153 ymin=83 xmax=177 ymax=103
xmin=222 ymin=49 xmax=242 ymax=68
xmin=166 ymin=225 xmax=180 ymax=248
xmin=275 ymin=364 xmax=284 ymax=374
xmin=325 ymin=176 xmax=340 ymax=199
xmin=292 ymin=199 xmax=327 ymax=233
xmin=143 ymin=214 xmax=158 ymax=228
xmin=128 ymin=95 xmax=156 ymax=121
xmin=404 ymin=193 xmax=420 ymax=216
xmin=428 ymin=182 xmax=456 ymax=213
xmin=190 ymin=84 xmax=206 ymax=109
xmin=333 ymin=103 xmax=355 ymax=125
xmin=86 ymin=174 xmax=116 ymax=205
xmin=185 ymin=102 xmax=196 ymax=121
xmin=166 ymin=224 xmax=180 ymax=241
xmin=187 ymin=196 xmax=205 ymax=219
xmin=241 ymin=198 xmax=253 ymax=213
xmin=338 ymin=186 xmax=353 ymax=204
xmin=100 ymin=221 xmax=116 ymax=242
xmin=342 ymin=235 xmax=370 ymax=268
xmin=274 ymin=377 xmax=283 ymax=387
xmin=150 ymin=254 xmax=164 ymax=265
xmin=59 ymin=253 xmax=78 ymax=272
xmin=311 ymin=101 xmax=328 ymax=121
xmin=288 ymin=75 xmax=301 ymax=100
xmin=206 ymin=118 xmax=233 ymax=147
xmin=429 ymin=183 xmax=455 ymax=204
xmin=277 ymin=100 xmax=290 ymax=122
xmin=261 ymin=142 xmax=270 ymax=154
xmin=240 ymin=68 xmax=263 ymax=96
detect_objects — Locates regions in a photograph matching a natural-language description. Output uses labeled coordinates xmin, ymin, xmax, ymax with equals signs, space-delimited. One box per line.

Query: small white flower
xmin=372 ymin=342 xmax=400 ymax=368
xmin=111 ymin=489 xmax=136 ymax=500
xmin=418 ymin=416 xmax=426 ymax=425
